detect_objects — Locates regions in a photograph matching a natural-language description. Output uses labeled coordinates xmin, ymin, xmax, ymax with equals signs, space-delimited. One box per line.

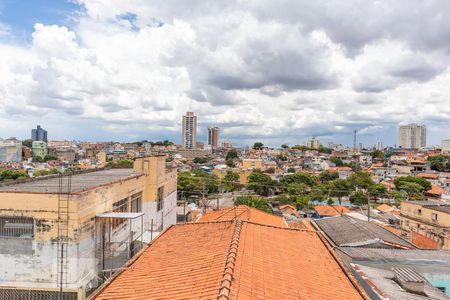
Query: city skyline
xmin=1 ymin=1 xmax=450 ymax=146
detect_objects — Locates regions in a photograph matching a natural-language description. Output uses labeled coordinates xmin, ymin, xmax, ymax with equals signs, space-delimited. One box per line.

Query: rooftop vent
xmin=393 ymin=267 xmax=425 ymax=295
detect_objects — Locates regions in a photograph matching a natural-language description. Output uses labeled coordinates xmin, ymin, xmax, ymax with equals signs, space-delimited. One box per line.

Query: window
xmin=112 ymin=198 xmax=128 ymax=228
xmin=157 ymin=187 xmax=164 ymax=211
xmin=417 ymin=209 xmax=422 ymax=215
xmin=131 ymin=192 xmax=142 ymax=213
xmin=431 ymin=213 xmax=438 ymax=222
xmin=0 ymin=217 xmax=34 ymax=238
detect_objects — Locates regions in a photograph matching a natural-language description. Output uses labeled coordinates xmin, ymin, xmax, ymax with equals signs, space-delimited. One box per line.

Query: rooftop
xmin=91 ymin=220 xmax=365 ymax=300
xmin=197 ymin=205 xmax=287 ymax=227
xmin=314 ymin=205 xmax=350 ymax=216
xmin=0 ymin=169 xmax=140 ymax=194
xmin=314 ymin=215 xmax=415 ymax=249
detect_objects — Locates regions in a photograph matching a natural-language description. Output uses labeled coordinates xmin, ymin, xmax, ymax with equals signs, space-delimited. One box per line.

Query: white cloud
xmin=0 ymin=0 xmax=450 ymax=146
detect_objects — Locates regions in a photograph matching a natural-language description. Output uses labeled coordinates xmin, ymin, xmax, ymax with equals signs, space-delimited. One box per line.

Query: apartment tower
xmin=182 ymin=112 xmax=197 ymax=149
xmin=207 ymin=127 xmax=219 ymax=149
xmin=398 ymin=123 xmax=426 ymax=148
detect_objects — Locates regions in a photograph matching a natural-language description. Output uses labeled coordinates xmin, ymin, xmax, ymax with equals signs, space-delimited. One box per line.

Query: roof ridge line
xmin=218 ymin=219 xmax=243 ymax=300
xmin=240 ymin=219 xmax=315 ymax=232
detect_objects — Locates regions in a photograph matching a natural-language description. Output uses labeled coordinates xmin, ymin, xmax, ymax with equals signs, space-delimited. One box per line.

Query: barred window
xmin=157 ymin=187 xmax=164 ymax=211
xmin=112 ymin=198 xmax=128 ymax=228
xmin=0 ymin=217 xmax=34 ymax=238
xmin=131 ymin=192 xmax=142 ymax=213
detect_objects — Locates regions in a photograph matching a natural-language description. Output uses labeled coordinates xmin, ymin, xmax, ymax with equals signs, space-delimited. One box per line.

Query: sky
xmin=0 ymin=0 xmax=449 ymax=147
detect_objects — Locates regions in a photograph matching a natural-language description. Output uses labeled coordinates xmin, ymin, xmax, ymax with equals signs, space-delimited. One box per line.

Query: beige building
xmin=400 ymin=201 xmax=450 ymax=250
xmin=0 ymin=155 xmax=177 ymax=299
xmin=32 ymin=140 xmax=48 ymax=158
xmin=207 ymin=127 xmax=219 ymax=149
xmin=182 ymin=112 xmax=197 ymax=149
xmin=242 ymin=158 xmax=262 ymax=170
xmin=442 ymin=139 xmax=450 ymax=154
xmin=307 ymin=137 xmax=320 ymax=149
xmin=398 ymin=123 xmax=426 ymax=148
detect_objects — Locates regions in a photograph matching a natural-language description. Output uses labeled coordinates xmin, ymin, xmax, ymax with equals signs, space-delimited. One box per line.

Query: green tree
xmin=280 ymin=172 xmax=316 ymax=187
xmin=350 ymin=190 xmax=368 ymax=206
xmin=225 ymin=149 xmax=238 ymax=160
xmin=287 ymin=167 xmax=295 ymax=173
xmin=247 ymin=171 xmax=274 ymax=196
xmin=221 ymin=171 xmax=240 ymax=192
xmin=34 ymin=168 xmax=59 ymax=177
xmin=390 ymin=190 xmax=407 ymax=205
xmin=319 ymin=170 xmax=339 ymax=183
xmin=281 ymin=144 xmax=289 ymax=149
xmin=427 ymin=155 xmax=450 ymax=172
xmin=287 ymin=182 xmax=307 ymax=203
xmin=225 ymin=159 xmax=235 ymax=168
xmin=394 ymin=176 xmax=431 ymax=191
xmin=43 ymin=154 xmax=58 ymax=161
xmin=177 ymin=171 xmax=219 ymax=197
xmin=22 ymin=139 xmax=33 ymax=148
xmin=106 ymin=160 xmax=134 ymax=168
xmin=330 ymin=157 xmax=344 ymax=166
xmin=193 ymin=156 xmax=212 ymax=164
xmin=371 ymin=150 xmax=385 ymax=159
xmin=329 ymin=179 xmax=352 ymax=205
xmin=348 ymin=171 xmax=374 ymax=190
xmin=368 ymin=184 xmax=388 ymax=199
xmin=310 ymin=185 xmax=327 ymax=203
xmin=253 ymin=142 xmax=264 ymax=149
xmin=235 ymin=196 xmax=273 ymax=214
xmin=0 ymin=169 xmax=29 ymax=181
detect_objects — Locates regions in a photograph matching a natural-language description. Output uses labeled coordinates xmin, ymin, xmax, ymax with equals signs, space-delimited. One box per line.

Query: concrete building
xmin=32 ymin=141 xmax=48 ymax=159
xmin=0 ymin=155 xmax=177 ymax=299
xmin=175 ymin=148 xmax=212 ymax=160
xmin=207 ymin=127 xmax=219 ymax=150
xmin=31 ymin=125 xmax=48 ymax=142
xmin=181 ymin=112 xmax=197 ymax=149
xmin=0 ymin=138 xmax=22 ymax=162
xmin=442 ymin=139 xmax=450 ymax=154
xmin=307 ymin=137 xmax=320 ymax=149
xmin=376 ymin=141 xmax=383 ymax=151
xmin=400 ymin=201 xmax=450 ymax=250
xmin=221 ymin=140 xmax=232 ymax=149
xmin=398 ymin=124 xmax=426 ymax=148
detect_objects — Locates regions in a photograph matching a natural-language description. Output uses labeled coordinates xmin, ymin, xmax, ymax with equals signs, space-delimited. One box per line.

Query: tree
xmin=34 ymin=168 xmax=59 ymax=177
xmin=330 ymin=157 xmax=344 ymax=166
xmin=371 ymin=150 xmax=385 ymax=159
xmin=390 ymin=190 xmax=407 ymax=205
xmin=43 ymin=154 xmax=58 ymax=161
xmin=22 ymin=139 xmax=33 ymax=148
xmin=394 ymin=176 xmax=431 ymax=191
xmin=286 ymin=182 xmax=307 ymax=203
xmin=177 ymin=171 xmax=219 ymax=197
xmin=247 ymin=172 xmax=274 ymax=196
xmin=350 ymin=190 xmax=368 ymax=206
xmin=348 ymin=171 xmax=374 ymax=190
xmin=276 ymin=154 xmax=288 ymax=161
xmin=235 ymin=196 xmax=273 ymax=214
xmin=225 ymin=159 xmax=236 ymax=168
xmin=0 ymin=169 xmax=29 ymax=181
xmin=368 ymin=184 xmax=388 ymax=199
xmin=193 ymin=156 xmax=212 ymax=164
xmin=221 ymin=171 xmax=240 ymax=192
xmin=106 ymin=160 xmax=134 ymax=168
xmin=310 ymin=186 xmax=327 ymax=203
xmin=319 ymin=170 xmax=339 ymax=183
xmin=287 ymin=167 xmax=295 ymax=173
xmin=280 ymin=172 xmax=316 ymax=187
xmin=427 ymin=155 xmax=450 ymax=172
xmin=329 ymin=179 xmax=351 ymax=205
xmin=225 ymin=149 xmax=238 ymax=160
xmin=281 ymin=144 xmax=289 ymax=149
xmin=253 ymin=142 xmax=264 ymax=149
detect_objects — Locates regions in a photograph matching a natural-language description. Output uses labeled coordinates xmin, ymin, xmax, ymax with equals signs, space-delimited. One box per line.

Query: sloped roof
xmin=91 ymin=221 xmax=365 ymax=300
xmin=377 ymin=204 xmax=394 ymax=213
xmin=426 ymin=185 xmax=443 ymax=195
xmin=197 ymin=205 xmax=287 ymax=227
xmin=315 ymin=215 xmax=415 ymax=249
xmin=417 ymin=173 xmax=439 ymax=179
xmin=314 ymin=205 xmax=350 ymax=216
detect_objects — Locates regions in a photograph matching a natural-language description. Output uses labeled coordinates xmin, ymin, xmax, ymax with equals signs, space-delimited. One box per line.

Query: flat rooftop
xmin=0 ymin=169 xmax=141 ymax=194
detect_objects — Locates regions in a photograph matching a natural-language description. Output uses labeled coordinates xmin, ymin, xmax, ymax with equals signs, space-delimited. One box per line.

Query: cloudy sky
xmin=0 ymin=0 xmax=449 ymax=147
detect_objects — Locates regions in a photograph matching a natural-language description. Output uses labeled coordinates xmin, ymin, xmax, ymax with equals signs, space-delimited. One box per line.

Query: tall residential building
xmin=307 ymin=137 xmax=320 ymax=149
xmin=182 ymin=112 xmax=197 ymax=149
xmin=398 ymin=124 xmax=426 ymax=148
xmin=376 ymin=141 xmax=383 ymax=151
xmin=31 ymin=125 xmax=47 ymax=142
xmin=207 ymin=127 xmax=219 ymax=149
xmin=31 ymin=141 xmax=48 ymax=158
xmin=0 ymin=138 xmax=22 ymax=162
xmin=442 ymin=139 xmax=450 ymax=154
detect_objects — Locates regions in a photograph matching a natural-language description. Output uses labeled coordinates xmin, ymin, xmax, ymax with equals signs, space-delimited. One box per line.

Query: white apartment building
xmin=398 ymin=123 xmax=426 ymax=148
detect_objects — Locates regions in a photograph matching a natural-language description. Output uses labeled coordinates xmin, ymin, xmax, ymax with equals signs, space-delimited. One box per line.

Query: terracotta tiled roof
xmin=377 ymin=204 xmax=394 ymax=213
xmin=417 ymin=173 xmax=439 ymax=179
xmin=197 ymin=205 xmax=287 ymax=227
xmin=426 ymin=185 xmax=443 ymax=195
xmin=314 ymin=205 xmax=350 ymax=216
xmin=92 ymin=221 xmax=365 ymax=300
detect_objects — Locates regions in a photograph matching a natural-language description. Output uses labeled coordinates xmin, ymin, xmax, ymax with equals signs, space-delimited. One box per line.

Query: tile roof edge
xmin=240 ymin=219 xmax=314 ymax=231
xmin=311 ymin=221 xmax=371 ymax=300
xmin=371 ymin=221 xmax=417 ymax=249
xmin=218 ymin=219 xmax=243 ymax=300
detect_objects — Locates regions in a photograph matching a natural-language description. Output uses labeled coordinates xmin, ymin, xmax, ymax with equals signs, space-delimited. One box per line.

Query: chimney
xmin=393 ymin=268 xmax=425 ymax=295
